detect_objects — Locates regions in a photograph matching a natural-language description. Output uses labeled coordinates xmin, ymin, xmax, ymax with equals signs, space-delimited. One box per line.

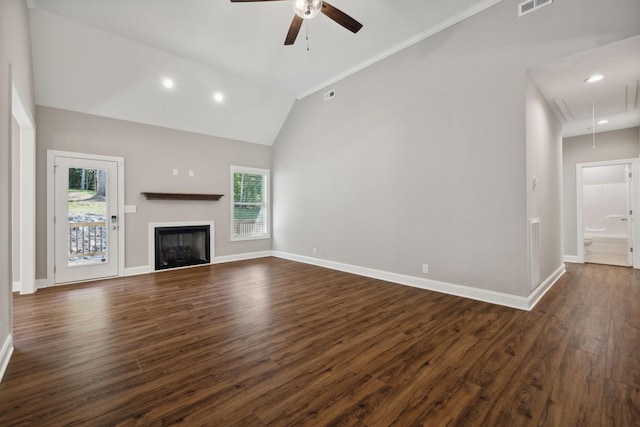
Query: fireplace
xmin=149 ymin=221 xmax=214 ymax=271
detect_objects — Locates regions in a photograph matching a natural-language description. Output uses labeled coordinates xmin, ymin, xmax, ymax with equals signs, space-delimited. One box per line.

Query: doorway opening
xmin=577 ymin=159 xmax=638 ymax=267
xmin=11 ymin=74 xmax=36 ymax=295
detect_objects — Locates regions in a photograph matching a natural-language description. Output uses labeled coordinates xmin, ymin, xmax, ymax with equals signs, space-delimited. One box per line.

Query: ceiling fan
xmin=230 ymin=0 xmax=363 ymax=45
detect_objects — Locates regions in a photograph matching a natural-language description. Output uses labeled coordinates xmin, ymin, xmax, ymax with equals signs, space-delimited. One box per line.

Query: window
xmin=231 ymin=166 xmax=270 ymax=241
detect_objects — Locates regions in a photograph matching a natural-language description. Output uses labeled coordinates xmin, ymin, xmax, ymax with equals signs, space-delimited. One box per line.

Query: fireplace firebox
xmin=154 ymin=225 xmax=211 ymax=270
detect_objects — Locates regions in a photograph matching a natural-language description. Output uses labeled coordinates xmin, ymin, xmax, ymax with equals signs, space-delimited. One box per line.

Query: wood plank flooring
xmin=0 ymin=258 xmax=638 ymax=426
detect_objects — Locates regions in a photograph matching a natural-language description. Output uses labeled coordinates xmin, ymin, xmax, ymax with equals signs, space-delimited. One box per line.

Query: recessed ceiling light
xmin=213 ymin=92 xmax=224 ymax=103
xmin=162 ymin=78 xmax=174 ymax=89
xmin=597 ymin=119 xmax=609 ymax=125
xmin=585 ymin=74 xmax=604 ymax=83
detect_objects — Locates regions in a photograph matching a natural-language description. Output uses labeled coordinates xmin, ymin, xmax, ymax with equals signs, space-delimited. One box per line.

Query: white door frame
xmin=11 ymin=74 xmax=36 ymax=294
xmin=47 ymin=151 xmax=125 ymax=286
xmin=576 ymin=158 xmax=640 ymax=268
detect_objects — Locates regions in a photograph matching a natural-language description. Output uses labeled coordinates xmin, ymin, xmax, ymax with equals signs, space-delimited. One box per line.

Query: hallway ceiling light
xmin=585 ymin=74 xmax=604 ymax=83
xmin=162 ymin=78 xmax=174 ymax=89
xmin=597 ymin=119 xmax=609 ymax=125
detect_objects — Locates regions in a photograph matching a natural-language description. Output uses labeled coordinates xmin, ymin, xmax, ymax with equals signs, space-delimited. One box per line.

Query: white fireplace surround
xmin=148 ymin=220 xmax=215 ymax=271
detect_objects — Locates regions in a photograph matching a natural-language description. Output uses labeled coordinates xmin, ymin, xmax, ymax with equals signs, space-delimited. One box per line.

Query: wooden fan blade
xmin=321 ymin=2 xmax=363 ymax=33
xmin=284 ymin=15 xmax=303 ymax=45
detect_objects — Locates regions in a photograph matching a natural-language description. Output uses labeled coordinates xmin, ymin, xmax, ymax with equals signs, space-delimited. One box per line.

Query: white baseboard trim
xmin=272 ymin=251 xmax=556 ymax=311
xmin=35 ymin=278 xmax=50 ymax=290
xmin=564 ymin=255 xmax=581 ymax=263
xmin=528 ymin=264 xmax=566 ymax=310
xmin=12 ymin=281 xmax=20 ymax=293
xmin=27 ymin=251 xmax=566 ymax=311
xmin=0 ymin=334 xmax=14 ymax=383
xmin=212 ymin=251 xmax=272 ymax=264
xmin=124 ymin=265 xmax=151 ymax=276
xmin=124 ymin=251 xmax=273 ymax=277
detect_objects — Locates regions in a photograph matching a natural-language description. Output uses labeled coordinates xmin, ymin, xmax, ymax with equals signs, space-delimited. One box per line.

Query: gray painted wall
xmin=525 ymin=74 xmax=563 ymax=289
xmin=35 ymin=106 xmax=272 ymax=279
xmin=272 ymin=0 xmax=640 ymax=297
xmin=563 ymin=127 xmax=640 ymax=257
xmin=1 ymin=0 xmax=35 ymax=370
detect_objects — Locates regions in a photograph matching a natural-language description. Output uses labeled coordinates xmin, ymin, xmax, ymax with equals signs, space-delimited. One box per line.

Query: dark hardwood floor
xmin=1 ymin=258 xmax=638 ymax=426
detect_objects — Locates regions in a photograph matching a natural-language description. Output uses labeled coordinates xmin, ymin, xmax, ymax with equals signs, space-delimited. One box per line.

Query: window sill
xmin=231 ymin=234 xmax=270 ymax=242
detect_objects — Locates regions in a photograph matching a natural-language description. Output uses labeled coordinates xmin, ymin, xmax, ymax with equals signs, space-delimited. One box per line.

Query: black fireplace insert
xmin=154 ymin=225 xmax=210 ymax=270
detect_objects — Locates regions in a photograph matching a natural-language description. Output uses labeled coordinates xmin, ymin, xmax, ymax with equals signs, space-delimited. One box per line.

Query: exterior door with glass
xmin=54 ymin=156 xmax=120 ymax=284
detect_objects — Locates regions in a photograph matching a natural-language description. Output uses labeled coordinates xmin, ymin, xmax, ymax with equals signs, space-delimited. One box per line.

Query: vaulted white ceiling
xmin=29 ymin=1 xmax=640 ymax=144
xmin=29 ymin=0 xmax=503 ymax=145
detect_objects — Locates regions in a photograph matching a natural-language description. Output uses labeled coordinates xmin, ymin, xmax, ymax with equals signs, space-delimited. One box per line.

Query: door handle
xmin=111 ymin=225 xmax=118 ymax=230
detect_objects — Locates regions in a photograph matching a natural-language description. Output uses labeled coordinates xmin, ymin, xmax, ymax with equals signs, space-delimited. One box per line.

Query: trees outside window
xmin=231 ymin=166 xmax=270 ymax=240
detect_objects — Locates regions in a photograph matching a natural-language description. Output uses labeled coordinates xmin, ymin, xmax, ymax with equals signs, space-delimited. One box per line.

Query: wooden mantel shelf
xmin=141 ymin=192 xmax=224 ymax=201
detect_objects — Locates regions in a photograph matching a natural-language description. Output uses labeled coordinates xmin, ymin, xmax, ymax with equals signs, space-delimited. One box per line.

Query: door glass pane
xmin=67 ymin=167 xmax=108 ymax=266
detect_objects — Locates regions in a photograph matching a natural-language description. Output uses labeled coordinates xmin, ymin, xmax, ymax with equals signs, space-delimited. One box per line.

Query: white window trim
xmin=230 ymin=165 xmax=271 ymax=241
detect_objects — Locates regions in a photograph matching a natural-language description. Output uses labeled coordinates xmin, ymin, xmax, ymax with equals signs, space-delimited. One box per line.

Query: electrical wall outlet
xmin=422 ymin=264 xmax=429 ymax=274
xmin=312 ymin=248 xmax=317 ymax=255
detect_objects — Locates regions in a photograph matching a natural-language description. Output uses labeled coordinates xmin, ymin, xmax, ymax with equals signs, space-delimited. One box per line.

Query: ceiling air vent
xmin=518 ymin=0 xmax=552 ymax=16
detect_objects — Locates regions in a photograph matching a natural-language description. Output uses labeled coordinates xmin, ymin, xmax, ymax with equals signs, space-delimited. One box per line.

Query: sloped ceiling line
xmin=30 ymin=0 xmax=506 ymax=145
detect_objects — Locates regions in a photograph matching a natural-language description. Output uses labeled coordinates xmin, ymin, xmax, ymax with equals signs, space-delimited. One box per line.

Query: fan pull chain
xmin=306 ymin=23 xmax=310 ymax=51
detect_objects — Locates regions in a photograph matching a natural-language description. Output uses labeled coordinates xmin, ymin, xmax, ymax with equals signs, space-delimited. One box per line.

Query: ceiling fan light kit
xmin=230 ymin=0 xmax=362 ymax=45
xmin=293 ymin=0 xmax=322 ymax=19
